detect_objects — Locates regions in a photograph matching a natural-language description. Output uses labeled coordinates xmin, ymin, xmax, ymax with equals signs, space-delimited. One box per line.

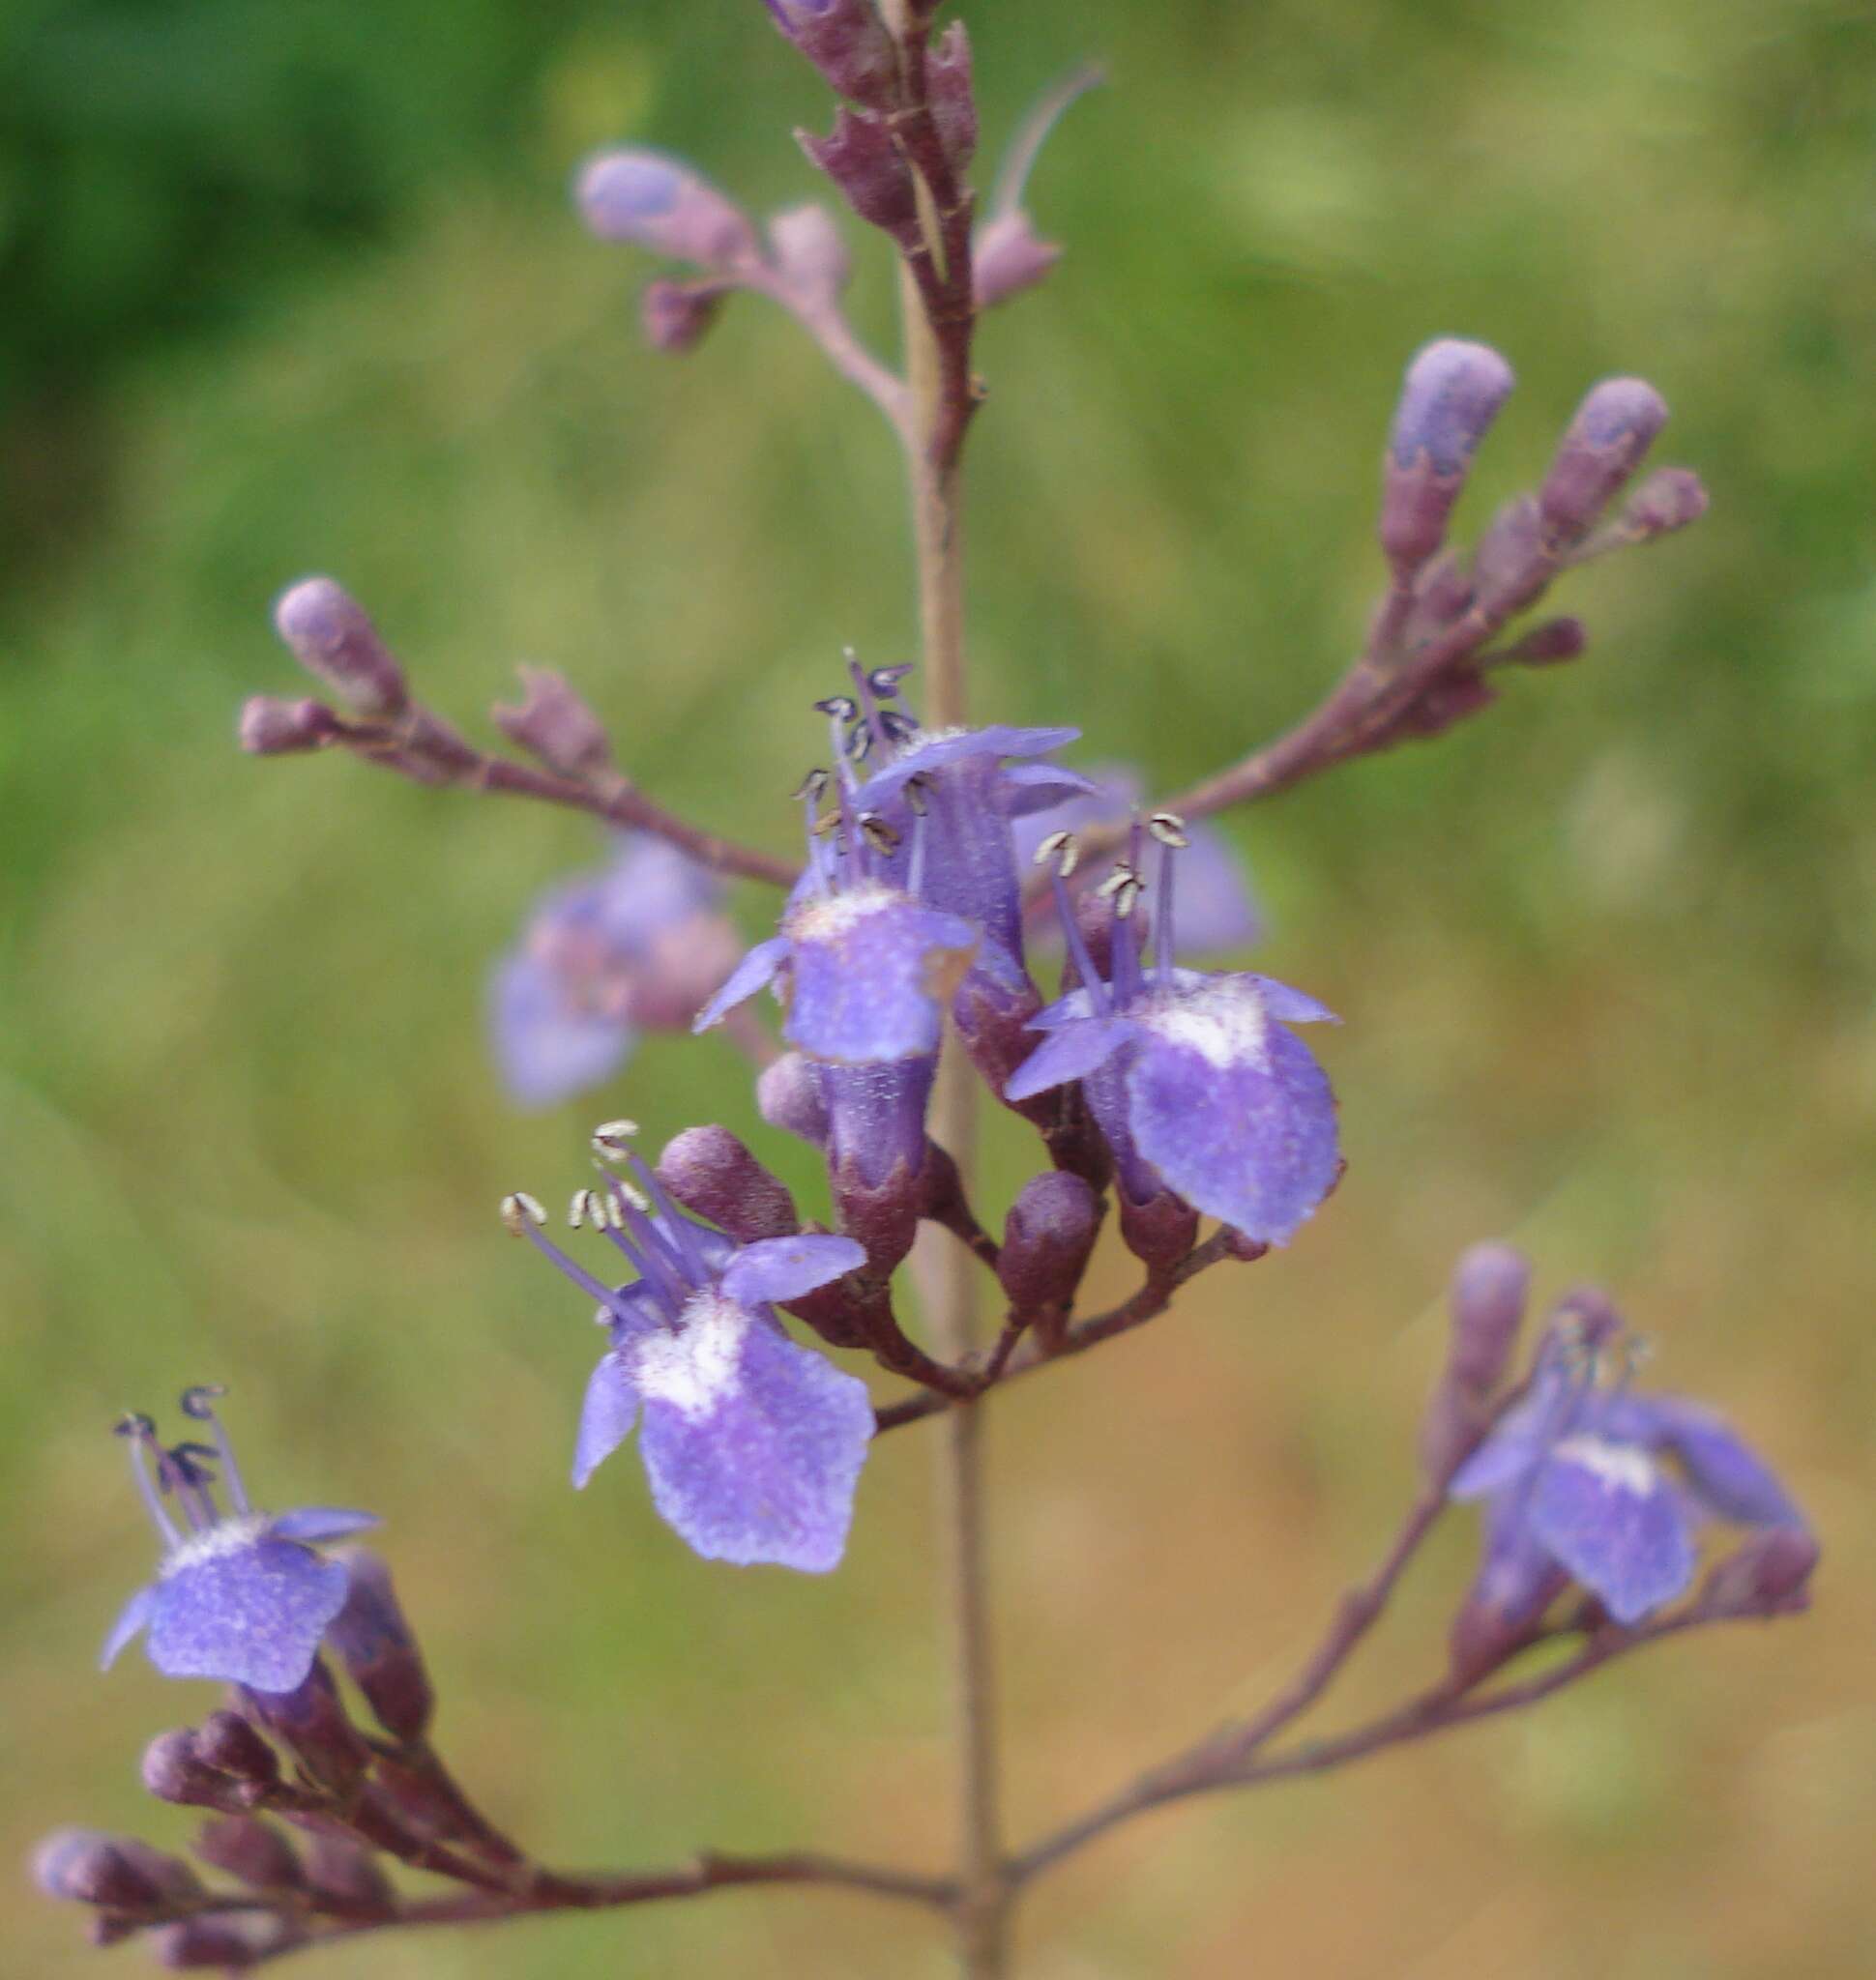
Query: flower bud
xmin=492 ymin=666 xmax=612 ymax=779
xmin=238 ymin=694 xmax=343 ymax=756
xmin=1613 ymin=466 xmax=1709 ymax=544
xmin=1471 ymin=494 xmax=1549 ymax=616
xmin=640 ymin=277 xmax=726 ymax=354
xmin=152 ymin=1918 xmax=268 ymax=1969
xmin=764 ymin=0 xmax=898 ymax=112
xmin=324 ymin=1550 xmax=433 ymax=1742
xmin=998 ymin=1172 xmax=1100 ymax=1313
xmin=193 ymin=1816 xmax=302 ymax=1891
xmin=575 ymin=150 xmax=756 ymax=267
xmin=1419 ymin=1242 xmax=1532 ymax=1480
xmin=974 ymin=211 xmax=1062 ymax=308
xmin=658 ymin=1125 xmax=799 ymax=1241
xmin=141 ymin=1731 xmax=245 ymax=1813
xmin=1700 ymin=1527 xmax=1819 ymax=1618
xmin=799 ymin=109 xmax=918 ymax=234
xmin=32 ymin=1829 xmax=196 ymax=1910
xmin=926 ymin=21 xmax=978 ymax=172
xmin=272 ymin=578 xmax=409 ymax=720
xmin=1117 ymin=1186 xmax=1199 ymax=1276
xmin=1497 ymin=615 xmax=1587 ymax=666
xmin=768 ymin=203 xmax=852 ymax=301
xmin=240 ymin=1661 xmax=370 ymax=1795
xmin=1380 ymin=339 xmax=1515 ymax=572
xmin=758 ymin=1052 xmax=831 ymax=1149
xmin=193 ymin=1710 xmax=279 ymax=1789
xmin=1539 ymin=377 xmax=1668 ymax=549
xmin=303 ymin=1834 xmax=395 ymax=1911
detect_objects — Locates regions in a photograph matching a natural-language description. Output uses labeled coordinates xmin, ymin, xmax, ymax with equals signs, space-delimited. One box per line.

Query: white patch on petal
xmin=1142 ymin=981 xmax=1269 ymax=1069
xmin=161 ymin=1514 xmax=272 ymax=1576
xmin=630 ymin=1295 xmax=749 ymax=1420
xmin=1553 ymin=1435 xmax=1657 ymax=1497
xmin=786 ymin=884 xmax=902 ymax=944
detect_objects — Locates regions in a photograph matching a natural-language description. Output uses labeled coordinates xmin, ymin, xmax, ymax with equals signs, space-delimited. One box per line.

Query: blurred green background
xmin=4 ymin=0 xmax=1872 ymax=1972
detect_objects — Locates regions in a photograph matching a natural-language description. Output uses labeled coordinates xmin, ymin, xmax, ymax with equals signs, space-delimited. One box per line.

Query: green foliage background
xmin=3 ymin=1 xmax=1872 ymax=1972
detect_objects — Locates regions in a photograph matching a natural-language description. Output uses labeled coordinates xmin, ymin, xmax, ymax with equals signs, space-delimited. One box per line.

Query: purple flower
xmin=103 ymin=1391 xmax=377 ymax=1695
xmin=1011 ymin=767 xmax=1262 ymax=959
xmin=493 ymin=833 xmax=741 ymax=1108
xmin=1450 ymin=1319 xmax=1810 ymax=1628
xmin=1005 ymin=823 xmax=1340 ymax=1246
xmin=506 ymin=1160 xmax=874 ymax=1572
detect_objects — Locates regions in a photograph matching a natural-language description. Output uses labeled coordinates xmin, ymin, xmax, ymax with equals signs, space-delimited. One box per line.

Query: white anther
xmin=1033 ymin=829 xmax=1078 ymax=877
xmin=569 ymin=1187 xmax=606 ymax=1230
xmin=1147 ymin=811 xmax=1190 ymax=849
xmin=500 ymin=1192 xmax=547 ymax=1235
xmin=590 ymin=1120 xmax=640 ymax=1163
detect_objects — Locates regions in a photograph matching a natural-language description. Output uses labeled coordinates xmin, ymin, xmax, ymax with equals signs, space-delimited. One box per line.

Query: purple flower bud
xmin=238 ymin=694 xmax=343 ymax=756
xmin=1498 ymin=616 xmax=1588 ymax=666
xmin=764 ymin=0 xmax=898 ymax=112
xmin=1117 ymin=1185 xmax=1200 ymax=1275
xmin=640 ymin=277 xmax=727 ymax=354
xmin=1380 ymin=338 xmax=1515 ymax=570
xmin=926 ymin=21 xmax=978 ymax=172
xmin=32 ymin=1830 xmax=197 ymax=1910
xmin=998 ymin=1172 xmax=1100 ymax=1313
xmin=1539 ymin=377 xmax=1669 ymax=549
xmin=1408 ymin=550 xmax=1473 ymax=634
xmin=799 ymin=108 xmax=918 ymax=235
xmin=240 ymin=1661 xmax=371 ymax=1794
xmin=658 ymin=1125 xmax=799 ymax=1242
xmin=324 ymin=1550 xmax=433 ymax=1742
xmin=152 ymin=1917 xmax=270 ymax=1970
xmin=193 ymin=1816 xmax=302 ymax=1891
xmin=272 ymin=578 xmax=409 ymax=720
xmin=193 ymin=1710 xmax=279 ymax=1788
xmin=1420 ymin=1242 xmax=1533 ymax=1480
xmin=304 ymin=1833 xmax=395 ymax=1910
xmin=768 ymin=203 xmax=852 ymax=300
xmin=758 ymin=1051 xmax=832 ymax=1149
xmin=1615 ymin=466 xmax=1709 ymax=543
xmin=1701 ymin=1526 xmax=1819 ymax=1617
xmin=575 ymin=150 xmax=756 ymax=268
xmin=141 ymin=1731 xmax=245 ymax=1812
xmin=974 ymin=211 xmax=1063 ymax=308
xmin=492 ymin=666 xmax=612 ymax=779
xmin=1470 ymin=494 xmax=1549 ymax=616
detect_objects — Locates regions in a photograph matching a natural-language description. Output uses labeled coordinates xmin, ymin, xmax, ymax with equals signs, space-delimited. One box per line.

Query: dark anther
xmin=162 ymin=1445 xmax=218 ymax=1489
xmin=867 ymin=664 xmax=915 ymax=697
xmin=812 ymin=695 xmax=859 ymax=722
xmin=179 ymin=1384 xmax=228 ymax=1420
xmin=792 ymin=768 xmax=831 ymax=802
xmin=842 ymin=724 xmax=873 ymax=762
xmin=114 ymin=1412 xmax=158 ymax=1441
xmin=879 ymin=709 xmax=920 ymax=742
xmin=904 ymin=773 xmax=932 ymax=816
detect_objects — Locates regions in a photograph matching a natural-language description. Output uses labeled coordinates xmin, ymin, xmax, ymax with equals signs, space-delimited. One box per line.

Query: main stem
xmin=897 ymin=248 xmax=1009 ymax=1974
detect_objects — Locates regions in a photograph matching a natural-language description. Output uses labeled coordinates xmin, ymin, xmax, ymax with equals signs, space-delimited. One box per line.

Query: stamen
xmin=811 ymin=696 xmax=858 ymax=722
xmin=1154 ymin=835 xmax=1179 ymax=987
xmin=858 ymin=811 xmax=901 ymax=855
xmin=867 ymin=665 xmax=914 ymax=698
xmin=516 ymin=1217 xmax=659 ymax=1333
xmin=500 ymin=1192 xmax=548 ymax=1236
xmin=903 ymin=773 xmax=932 ymax=817
xmin=589 ymin=1120 xmax=641 ymax=1164
xmin=878 ymin=708 xmax=921 ymax=743
xmin=1104 ymin=855 xmax=1147 ymax=1005
xmin=115 ymin=1412 xmax=182 ymax=1549
xmin=1047 ymin=853 xmax=1112 ymax=1017
xmin=569 ymin=1187 xmax=614 ymax=1230
xmin=1033 ymin=829 xmax=1078 ymax=878
xmin=161 ymin=1443 xmax=220 ymax=1532
xmin=595 ymin=1163 xmax=651 ymax=1214
xmin=179 ymin=1384 xmax=250 ymax=1518
xmin=599 ymin=1176 xmax=691 ymax=1312
xmin=791 ymin=768 xmax=831 ymax=804
xmin=1146 ymin=811 xmax=1189 ymax=849
xmin=629 ymin=1153 xmax=711 ymax=1284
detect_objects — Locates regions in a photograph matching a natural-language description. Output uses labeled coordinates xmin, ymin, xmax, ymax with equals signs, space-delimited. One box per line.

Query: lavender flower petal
xmin=1526 ymin=1437 xmax=1697 ymax=1624
xmin=1127 ymin=995 xmax=1339 ymax=1245
xmin=1002 ymin=1015 xmax=1139 ymax=1100
xmin=267 ymin=1508 xmax=382 ymax=1544
xmin=1601 ymin=1394 xmax=1806 ymax=1529
xmin=100 ymin=1586 xmax=156 ymax=1672
xmin=692 ymin=935 xmax=791 ymax=1034
xmin=720 ymin=1234 xmax=866 ymax=1306
xmin=631 ymin=1303 xmax=873 ymax=1571
xmin=147 ymin=1540 xmax=351 ymax=1693
xmin=781 ymin=891 xmax=977 ymax=1062
xmin=572 ymin=1354 xmax=642 ymax=1490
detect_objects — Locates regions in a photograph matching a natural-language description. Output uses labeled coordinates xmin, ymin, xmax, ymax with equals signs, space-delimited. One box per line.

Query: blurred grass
xmin=3 ymin=0 xmax=1874 ymax=1973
